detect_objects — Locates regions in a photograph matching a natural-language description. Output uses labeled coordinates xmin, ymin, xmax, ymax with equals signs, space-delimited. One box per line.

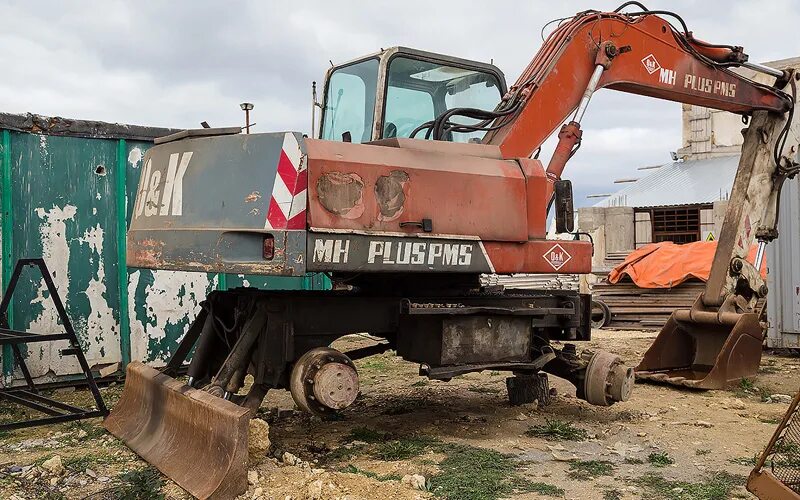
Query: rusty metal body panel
xmin=306 ymin=231 xmax=592 ymax=274
xmin=128 ymin=228 xmax=307 ymax=276
xmin=128 ymin=130 xmax=593 ymax=276
xmin=484 ymin=240 xmax=593 ymax=274
xmin=307 ymin=232 xmax=493 ymax=273
xmin=127 ymin=131 xmax=308 ymax=276
xmin=305 ymin=138 xmax=528 ymax=242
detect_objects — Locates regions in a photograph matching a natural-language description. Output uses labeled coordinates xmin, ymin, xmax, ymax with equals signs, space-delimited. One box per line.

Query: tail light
xmin=263 ymin=235 xmax=275 ymax=260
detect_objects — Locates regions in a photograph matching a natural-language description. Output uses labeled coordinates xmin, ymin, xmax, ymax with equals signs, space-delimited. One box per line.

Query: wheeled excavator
xmin=104 ymin=3 xmax=798 ymax=498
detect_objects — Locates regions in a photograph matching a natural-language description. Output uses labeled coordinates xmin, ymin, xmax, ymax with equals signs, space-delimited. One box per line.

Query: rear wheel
xmin=289 ymin=347 xmax=360 ymax=415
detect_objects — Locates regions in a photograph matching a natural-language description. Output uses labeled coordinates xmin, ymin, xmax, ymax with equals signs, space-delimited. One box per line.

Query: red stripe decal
xmin=277 ymin=150 xmax=298 ymax=191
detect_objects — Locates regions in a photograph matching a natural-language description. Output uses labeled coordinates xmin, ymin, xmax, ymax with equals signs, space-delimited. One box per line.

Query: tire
xmin=590 ymin=299 xmax=611 ymax=328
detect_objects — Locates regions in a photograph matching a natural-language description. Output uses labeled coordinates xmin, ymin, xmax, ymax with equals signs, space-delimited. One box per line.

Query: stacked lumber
xmin=592 ymin=280 xmax=705 ymax=330
xmin=482 ymin=273 xmax=580 ymax=290
xmin=605 ymin=251 xmax=631 ymax=262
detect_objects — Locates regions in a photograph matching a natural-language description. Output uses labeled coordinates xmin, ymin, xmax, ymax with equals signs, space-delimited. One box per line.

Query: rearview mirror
xmin=554 ymin=179 xmax=574 ymax=233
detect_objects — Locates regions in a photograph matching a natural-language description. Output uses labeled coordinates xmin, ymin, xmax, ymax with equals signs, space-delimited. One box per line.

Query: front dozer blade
xmin=104 ymin=362 xmax=250 ymax=499
xmin=635 ymin=299 xmax=764 ymax=389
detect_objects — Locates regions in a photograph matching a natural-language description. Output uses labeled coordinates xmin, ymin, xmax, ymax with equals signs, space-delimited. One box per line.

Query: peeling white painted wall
xmin=20 ymin=206 xmax=122 ymax=380
xmin=128 ymin=147 xmax=143 ymax=168
xmin=24 ymin=205 xmax=79 ymax=379
xmin=78 ymin=223 xmax=120 ymax=364
xmin=128 ymin=269 xmax=216 ymax=365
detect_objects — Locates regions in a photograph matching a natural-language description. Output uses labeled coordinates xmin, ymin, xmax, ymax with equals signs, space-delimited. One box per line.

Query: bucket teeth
xmin=104 ymin=362 xmax=251 ymax=499
xmin=637 ymin=371 xmax=707 ymax=388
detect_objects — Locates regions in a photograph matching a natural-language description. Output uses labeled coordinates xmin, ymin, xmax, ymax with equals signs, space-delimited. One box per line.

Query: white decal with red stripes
xmin=265 ymin=133 xmax=307 ymax=230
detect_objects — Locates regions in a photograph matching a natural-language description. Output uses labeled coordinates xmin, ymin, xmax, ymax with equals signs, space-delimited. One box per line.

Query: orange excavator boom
xmin=482 ymin=7 xmax=791 ymax=161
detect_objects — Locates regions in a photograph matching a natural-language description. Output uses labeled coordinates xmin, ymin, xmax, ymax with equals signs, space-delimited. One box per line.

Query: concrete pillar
xmin=604 ymin=207 xmax=635 ymax=255
xmin=577 ymin=207 xmax=606 ymax=270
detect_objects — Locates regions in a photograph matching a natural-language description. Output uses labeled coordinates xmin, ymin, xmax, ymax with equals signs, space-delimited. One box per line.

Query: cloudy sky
xmin=2 ymin=0 xmax=798 ymax=206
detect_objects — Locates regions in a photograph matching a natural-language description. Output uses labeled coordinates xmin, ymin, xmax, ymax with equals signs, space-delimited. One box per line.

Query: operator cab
xmin=319 ymin=47 xmax=506 ymax=144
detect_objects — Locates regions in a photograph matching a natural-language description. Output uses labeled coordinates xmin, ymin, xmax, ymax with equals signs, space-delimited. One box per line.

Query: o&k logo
xmin=642 ymin=53 xmax=677 ymax=86
xmin=641 ymin=54 xmax=661 ymax=75
xmin=543 ymin=243 xmax=572 ymax=271
xmin=134 ymin=151 xmax=193 ymax=218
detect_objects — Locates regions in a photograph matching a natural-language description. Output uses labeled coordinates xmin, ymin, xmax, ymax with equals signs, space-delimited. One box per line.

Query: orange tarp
xmin=607 ymin=241 xmax=766 ymax=289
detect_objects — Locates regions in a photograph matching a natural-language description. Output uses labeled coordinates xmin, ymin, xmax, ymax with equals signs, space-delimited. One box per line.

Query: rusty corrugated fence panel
xmin=8 ymin=133 xmax=122 ymax=380
xmin=766 ymin=171 xmax=800 ymax=348
xmin=1 ymin=130 xmax=12 ymax=379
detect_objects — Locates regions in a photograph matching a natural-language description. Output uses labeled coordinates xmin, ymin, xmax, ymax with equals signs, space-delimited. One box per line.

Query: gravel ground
xmin=1 ymin=329 xmax=797 ymax=499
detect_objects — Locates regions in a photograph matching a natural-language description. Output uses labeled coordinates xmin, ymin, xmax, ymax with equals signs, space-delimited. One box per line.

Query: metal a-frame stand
xmin=0 ymin=258 xmax=107 ymax=430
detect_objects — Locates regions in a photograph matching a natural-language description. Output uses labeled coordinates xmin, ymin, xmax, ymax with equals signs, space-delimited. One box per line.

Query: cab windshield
xmin=384 ymin=57 xmax=502 ymax=143
xmin=320 ymin=54 xmax=503 ymax=144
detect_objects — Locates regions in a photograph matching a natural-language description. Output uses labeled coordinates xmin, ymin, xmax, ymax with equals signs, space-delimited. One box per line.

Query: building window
xmin=634 ymin=204 xmax=712 ymax=245
xmin=650 ymin=206 xmax=703 ymax=244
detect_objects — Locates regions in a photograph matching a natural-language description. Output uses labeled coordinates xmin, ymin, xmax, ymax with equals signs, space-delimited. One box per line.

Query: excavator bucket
xmin=104 ymin=362 xmax=250 ymax=499
xmin=635 ymin=298 xmax=764 ymax=389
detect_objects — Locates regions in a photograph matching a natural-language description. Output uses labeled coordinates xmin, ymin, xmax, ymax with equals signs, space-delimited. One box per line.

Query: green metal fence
xmin=0 ymin=114 xmax=327 ymax=383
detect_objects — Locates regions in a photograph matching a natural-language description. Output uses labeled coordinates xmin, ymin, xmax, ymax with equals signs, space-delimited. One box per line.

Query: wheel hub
xmin=289 ymin=347 xmax=360 ymax=415
xmin=312 ymin=362 xmax=359 ymax=410
xmin=582 ymin=350 xmax=634 ymax=406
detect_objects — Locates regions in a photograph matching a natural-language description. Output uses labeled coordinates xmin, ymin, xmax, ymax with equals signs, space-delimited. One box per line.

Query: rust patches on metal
xmin=0 ymin=112 xmax=177 ymax=141
xmin=127 ymin=238 xmax=165 ymax=268
xmin=375 ymin=170 xmax=409 ymax=221
xmin=316 ymin=172 xmax=365 ymax=219
xmin=244 ymin=191 xmax=261 ymax=203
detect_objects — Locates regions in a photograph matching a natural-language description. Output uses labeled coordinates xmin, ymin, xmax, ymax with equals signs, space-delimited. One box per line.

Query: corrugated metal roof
xmin=595 ymin=154 xmax=740 ymax=208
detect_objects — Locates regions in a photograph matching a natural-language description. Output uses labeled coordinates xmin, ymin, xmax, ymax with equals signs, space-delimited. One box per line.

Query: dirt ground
xmin=1 ymin=329 xmax=798 ymax=500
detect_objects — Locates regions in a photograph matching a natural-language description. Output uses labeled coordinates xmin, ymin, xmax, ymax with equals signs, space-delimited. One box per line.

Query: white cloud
xmin=581 ymin=127 xmax=678 ymax=154
xmin=0 ymin=0 xmax=794 ymax=206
